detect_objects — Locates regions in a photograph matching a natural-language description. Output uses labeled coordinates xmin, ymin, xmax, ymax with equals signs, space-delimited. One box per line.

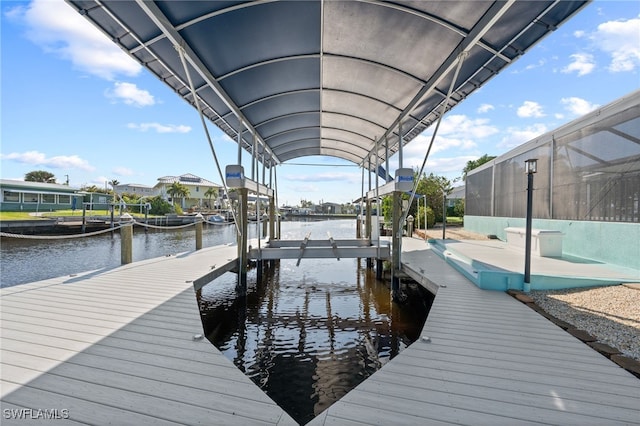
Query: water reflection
xmin=198 ymin=256 xmax=431 ymax=424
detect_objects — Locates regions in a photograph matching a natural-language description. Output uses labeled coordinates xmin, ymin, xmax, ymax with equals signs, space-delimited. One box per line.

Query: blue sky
xmin=2 ymin=0 xmax=639 ymax=206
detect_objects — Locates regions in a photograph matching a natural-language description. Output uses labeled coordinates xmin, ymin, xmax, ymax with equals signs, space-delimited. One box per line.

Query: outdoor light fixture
xmin=525 ymin=158 xmax=538 ymax=174
xmin=523 ymin=158 xmax=537 ymax=289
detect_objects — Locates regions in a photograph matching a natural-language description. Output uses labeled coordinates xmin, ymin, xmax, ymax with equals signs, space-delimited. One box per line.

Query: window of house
xmin=24 ymin=193 xmax=39 ymax=203
xmin=41 ymin=194 xmax=56 ymax=203
xmin=58 ymin=195 xmax=71 ymax=204
xmin=3 ymin=191 xmax=20 ymax=203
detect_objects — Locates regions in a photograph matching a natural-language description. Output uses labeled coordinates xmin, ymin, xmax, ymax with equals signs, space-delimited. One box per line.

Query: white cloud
xmin=93 ymin=176 xmax=110 ymax=186
xmin=113 ymin=167 xmax=135 ymax=176
xmin=477 ymin=103 xmax=494 ymax=113
xmin=286 ymin=172 xmax=361 ymax=184
xmin=106 ymin=82 xmax=155 ymax=107
xmin=517 ymin=101 xmax=545 ymax=118
xmin=573 ymin=30 xmax=586 ymax=38
xmin=11 ymin=0 xmax=141 ymax=80
xmin=423 ymin=114 xmax=498 ymax=141
xmin=560 ymin=97 xmax=600 ymax=116
xmin=498 ymin=124 xmax=548 ymax=150
xmin=592 ymin=17 xmax=640 ymax=72
xmin=524 ymin=59 xmax=546 ymax=71
xmin=127 ymin=122 xmax=192 ymax=133
xmin=561 ymin=53 xmax=596 ymax=76
xmin=421 ymin=156 xmax=479 ymax=175
xmin=400 ymin=115 xmax=498 ymax=169
xmin=405 ymin=134 xmax=477 ymax=157
xmin=0 ymin=150 xmax=95 ymax=171
xmin=219 ymin=134 xmax=235 ymax=143
xmin=288 ymin=184 xmax=320 ymax=194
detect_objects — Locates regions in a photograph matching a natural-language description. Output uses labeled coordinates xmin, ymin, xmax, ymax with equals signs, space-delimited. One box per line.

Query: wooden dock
xmin=308 ymin=237 xmax=640 ymax=425
xmin=3 ymin=238 xmax=639 ymax=425
xmin=1 ymin=244 xmax=296 ymax=425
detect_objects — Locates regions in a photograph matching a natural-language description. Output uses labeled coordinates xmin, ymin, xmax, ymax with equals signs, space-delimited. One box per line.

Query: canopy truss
xmin=67 ymin=0 xmax=588 ymax=171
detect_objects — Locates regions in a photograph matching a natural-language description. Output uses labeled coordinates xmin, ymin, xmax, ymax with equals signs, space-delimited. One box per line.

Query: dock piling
xmin=195 ymin=213 xmax=204 ymax=250
xmin=120 ymin=213 xmax=134 ymax=264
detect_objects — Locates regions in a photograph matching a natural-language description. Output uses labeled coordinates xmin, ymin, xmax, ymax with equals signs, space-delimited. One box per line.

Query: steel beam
xmin=249 ymin=246 xmax=390 ymax=261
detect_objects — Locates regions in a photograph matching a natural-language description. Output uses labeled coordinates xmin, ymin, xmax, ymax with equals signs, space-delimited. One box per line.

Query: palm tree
xmin=204 ymin=187 xmax=218 ymax=209
xmin=109 ymin=179 xmax=120 ymax=193
xmin=167 ymin=182 xmax=190 ymax=209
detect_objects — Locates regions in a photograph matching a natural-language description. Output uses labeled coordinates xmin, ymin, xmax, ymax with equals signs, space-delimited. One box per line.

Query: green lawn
xmin=0 ymin=212 xmax=45 ymax=221
xmin=446 ymin=216 xmax=464 ymax=225
xmin=0 ymin=210 xmax=154 ymax=221
xmin=41 ymin=209 xmax=111 ymax=217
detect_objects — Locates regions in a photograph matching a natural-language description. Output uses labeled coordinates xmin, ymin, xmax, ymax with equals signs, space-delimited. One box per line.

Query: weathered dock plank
xmin=1 ymin=244 xmax=295 ymax=425
xmin=308 ymin=237 xmax=640 ymax=426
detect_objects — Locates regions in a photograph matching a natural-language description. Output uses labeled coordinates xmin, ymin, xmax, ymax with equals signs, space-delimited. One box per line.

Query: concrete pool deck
xmin=425 ymin=237 xmax=640 ymax=291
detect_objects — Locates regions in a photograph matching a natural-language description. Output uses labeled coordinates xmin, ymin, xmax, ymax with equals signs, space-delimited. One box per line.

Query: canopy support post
xmin=385 ymin=136 xmax=390 ymax=182
xmin=398 ymin=120 xmax=403 ymax=169
xmin=269 ymin=165 xmax=276 ymax=241
xmin=237 ymin=187 xmax=249 ymax=293
xmin=391 ymin=190 xmax=403 ymax=301
xmin=274 ymin=166 xmax=280 ymax=240
xmin=366 ymin=156 xmax=373 ymax=269
xmin=375 ymin=143 xmax=383 ymax=280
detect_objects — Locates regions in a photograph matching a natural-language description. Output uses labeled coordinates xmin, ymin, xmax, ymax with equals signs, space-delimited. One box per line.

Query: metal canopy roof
xmin=67 ymin=0 xmax=588 ymax=171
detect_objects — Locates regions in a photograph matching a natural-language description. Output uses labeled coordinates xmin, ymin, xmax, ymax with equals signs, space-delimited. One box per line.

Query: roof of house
xmin=0 ymin=179 xmax=78 ymax=192
xmin=115 ymin=183 xmax=155 ymax=189
xmin=449 ymin=185 xmax=465 ymax=199
xmin=156 ymin=173 xmax=221 ymax=187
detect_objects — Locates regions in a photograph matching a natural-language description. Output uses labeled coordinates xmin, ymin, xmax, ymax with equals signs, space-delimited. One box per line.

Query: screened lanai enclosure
xmin=466 ymin=91 xmax=640 ymax=222
xmin=465 ymin=90 xmax=640 ymax=270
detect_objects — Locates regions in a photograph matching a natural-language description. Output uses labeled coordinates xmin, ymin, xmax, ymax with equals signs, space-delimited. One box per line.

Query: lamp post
xmin=524 ymin=158 xmax=538 ymax=290
xmin=424 ymin=195 xmax=428 ymax=241
xmin=442 ymin=189 xmax=446 ymax=240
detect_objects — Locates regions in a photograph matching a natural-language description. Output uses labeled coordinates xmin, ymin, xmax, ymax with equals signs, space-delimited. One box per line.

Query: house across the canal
xmin=0 ymin=179 xmax=112 ymax=212
xmin=114 ymin=173 xmax=224 ymax=210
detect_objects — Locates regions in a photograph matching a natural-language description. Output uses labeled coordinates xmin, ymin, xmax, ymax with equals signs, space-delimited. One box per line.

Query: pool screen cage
xmin=466 ymin=90 xmax=640 ymax=223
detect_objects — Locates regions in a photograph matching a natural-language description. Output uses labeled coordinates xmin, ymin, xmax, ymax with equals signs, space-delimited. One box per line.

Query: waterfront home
xmin=155 ymin=173 xmax=223 ymax=210
xmin=0 ymin=179 xmax=108 ymax=212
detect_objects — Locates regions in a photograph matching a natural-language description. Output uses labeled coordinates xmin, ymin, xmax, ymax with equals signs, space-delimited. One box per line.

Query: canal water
xmin=1 ymin=219 xmax=432 ymax=424
xmin=197 ymin=220 xmax=432 ymax=424
xmin=0 ymin=223 xmax=254 ymax=287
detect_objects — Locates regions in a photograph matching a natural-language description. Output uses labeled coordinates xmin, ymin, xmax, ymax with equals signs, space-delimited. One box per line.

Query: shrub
xmin=417 ymin=205 xmax=435 ymax=228
xmin=147 ymin=196 xmax=173 ymax=215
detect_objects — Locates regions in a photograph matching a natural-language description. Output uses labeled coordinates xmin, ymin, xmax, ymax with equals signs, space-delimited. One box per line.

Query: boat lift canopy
xmin=67 ymin=0 xmax=588 ymax=171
